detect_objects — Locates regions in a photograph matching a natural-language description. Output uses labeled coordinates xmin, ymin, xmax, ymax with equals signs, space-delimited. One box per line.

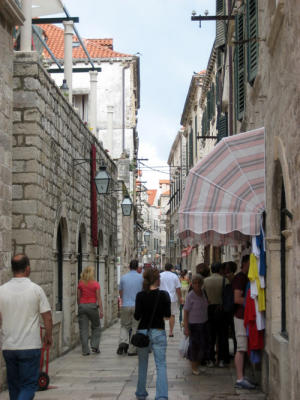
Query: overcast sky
xmin=62 ymin=0 xmax=215 ymax=188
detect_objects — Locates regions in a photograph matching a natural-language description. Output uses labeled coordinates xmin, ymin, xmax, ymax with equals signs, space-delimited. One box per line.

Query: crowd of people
xmin=0 ymin=254 xmax=255 ymax=400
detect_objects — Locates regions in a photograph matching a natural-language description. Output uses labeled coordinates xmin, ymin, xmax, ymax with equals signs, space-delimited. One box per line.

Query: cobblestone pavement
xmin=0 ymin=320 xmax=266 ymax=400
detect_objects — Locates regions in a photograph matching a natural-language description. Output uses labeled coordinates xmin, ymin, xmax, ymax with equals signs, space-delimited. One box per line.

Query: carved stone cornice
xmin=0 ymin=0 xmax=24 ymax=26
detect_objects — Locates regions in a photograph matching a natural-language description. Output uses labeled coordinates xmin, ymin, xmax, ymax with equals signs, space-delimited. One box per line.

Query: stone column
xmin=20 ymin=0 xmax=32 ymax=52
xmin=88 ymin=70 xmax=98 ymax=135
xmin=63 ymin=20 xmax=73 ymax=103
xmin=107 ymin=105 xmax=114 ymax=155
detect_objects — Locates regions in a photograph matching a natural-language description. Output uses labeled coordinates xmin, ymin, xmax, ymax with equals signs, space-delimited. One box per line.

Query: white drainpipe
xmin=63 ymin=20 xmax=74 ymax=103
xmin=89 ymin=70 xmax=98 ymax=135
xmin=107 ymin=105 xmax=114 ymax=155
xmin=20 ymin=0 xmax=32 ymax=52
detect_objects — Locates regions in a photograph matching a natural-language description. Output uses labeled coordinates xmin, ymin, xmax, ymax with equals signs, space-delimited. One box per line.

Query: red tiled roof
xmin=40 ymin=24 xmax=131 ymax=60
xmin=198 ymin=70 xmax=206 ymax=75
xmin=159 ymin=179 xmax=170 ymax=184
xmin=162 ymin=190 xmax=170 ymax=196
xmin=147 ymin=190 xmax=157 ymax=206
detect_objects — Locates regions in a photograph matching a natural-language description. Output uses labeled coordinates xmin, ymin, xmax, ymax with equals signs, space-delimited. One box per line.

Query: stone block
xmin=13 ymin=111 xmax=22 ymax=121
xmin=14 ymin=122 xmax=41 ymax=135
xmin=25 ymin=245 xmax=43 ymax=259
xmin=25 ymin=136 xmax=42 ymax=148
xmin=24 ymin=109 xmax=40 ymax=121
xmin=12 ymin=160 xmax=25 ymax=172
xmin=12 ymin=184 xmax=23 ymax=200
xmin=13 ymin=62 xmax=38 ymax=77
xmin=13 ymin=146 xmax=38 ymax=160
xmin=12 ymin=199 xmax=38 ymax=214
xmin=13 ymin=77 xmax=21 ymax=90
xmin=12 ymin=214 xmax=24 ymax=228
xmin=13 ymin=90 xmax=39 ymax=108
xmin=24 ymin=184 xmax=41 ymax=199
xmin=12 ymin=229 xmax=36 ymax=244
xmin=24 ymin=77 xmax=41 ymax=91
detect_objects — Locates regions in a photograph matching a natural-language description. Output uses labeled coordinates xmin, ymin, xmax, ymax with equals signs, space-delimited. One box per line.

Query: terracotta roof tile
xmin=147 ymin=190 xmax=157 ymax=206
xmin=40 ymin=24 xmax=131 ymax=60
xmin=159 ymin=179 xmax=170 ymax=184
xmin=162 ymin=190 xmax=170 ymax=196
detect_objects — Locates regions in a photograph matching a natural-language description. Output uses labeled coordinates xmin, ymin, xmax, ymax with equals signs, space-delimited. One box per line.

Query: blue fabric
xmin=136 ymin=329 xmax=168 ymax=400
xmin=119 ymin=270 xmax=143 ymax=307
xmin=256 ymin=230 xmax=266 ymax=276
xmin=3 ymin=348 xmax=41 ymax=400
xmin=250 ymin=349 xmax=261 ymax=364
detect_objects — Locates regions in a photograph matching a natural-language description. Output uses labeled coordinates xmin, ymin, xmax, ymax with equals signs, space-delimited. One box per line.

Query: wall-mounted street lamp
xmin=121 ymin=195 xmax=133 ymax=217
xmin=73 ymin=158 xmax=131 ymax=216
xmin=94 ymin=166 xmax=111 ymax=195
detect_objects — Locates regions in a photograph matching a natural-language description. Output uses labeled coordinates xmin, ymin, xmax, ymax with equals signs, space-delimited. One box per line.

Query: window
xmin=188 ymin=127 xmax=194 ymax=169
xmin=72 ymin=94 xmax=89 ymax=122
xmin=216 ymin=0 xmax=226 ymax=47
xmin=247 ymin=0 xmax=259 ymax=83
xmin=217 ymin=112 xmax=228 ymax=141
xmin=194 ymin=116 xmax=198 ymax=158
xmin=234 ymin=14 xmax=245 ymax=120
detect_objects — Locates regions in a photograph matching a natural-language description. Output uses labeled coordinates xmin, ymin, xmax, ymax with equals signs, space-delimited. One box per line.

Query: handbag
xmin=131 ymin=291 xmax=160 ymax=348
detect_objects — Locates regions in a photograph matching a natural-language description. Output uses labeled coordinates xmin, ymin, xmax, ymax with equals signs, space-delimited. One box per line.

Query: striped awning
xmin=178 ymin=128 xmax=265 ymax=246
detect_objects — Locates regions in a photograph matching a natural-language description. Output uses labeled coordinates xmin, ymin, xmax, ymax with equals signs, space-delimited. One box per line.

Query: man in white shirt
xmin=0 ymin=254 xmax=53 ymax=399
xmin=160 ymin=263 xmax=182 ymax=337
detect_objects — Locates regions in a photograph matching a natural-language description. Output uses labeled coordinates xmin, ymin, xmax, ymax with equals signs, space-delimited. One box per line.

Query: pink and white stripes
xmin=178 ymin=128 xmax=265 ymax=246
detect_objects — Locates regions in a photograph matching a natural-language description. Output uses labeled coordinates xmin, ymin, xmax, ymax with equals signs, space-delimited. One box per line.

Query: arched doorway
xmin=56 ymin=223 xmax=63 ymax=311
xmin=78 ymin=233 xmax=82 ymax=281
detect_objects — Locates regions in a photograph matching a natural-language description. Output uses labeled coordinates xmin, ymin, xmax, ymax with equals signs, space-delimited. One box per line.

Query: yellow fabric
xmin=248 ymin=253 xmax=265 ymax=311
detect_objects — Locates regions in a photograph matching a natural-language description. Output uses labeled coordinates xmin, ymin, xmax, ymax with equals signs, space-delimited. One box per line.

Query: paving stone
xmin=0 ymin=320 xmax=266 ymax=400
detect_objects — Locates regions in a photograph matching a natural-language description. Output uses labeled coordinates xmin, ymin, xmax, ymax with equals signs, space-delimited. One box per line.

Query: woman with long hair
xmin=134 ymin=268 xmax=171 ymax=400
xmin=77 ymin=266 xmax=103 ymax=355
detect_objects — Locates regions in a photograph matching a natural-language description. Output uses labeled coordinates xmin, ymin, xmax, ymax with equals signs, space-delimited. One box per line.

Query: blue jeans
xmin=3 ymin=349 xmax=41 ymax=400
xmin=135 ymin=329 xmax=168 ymax=400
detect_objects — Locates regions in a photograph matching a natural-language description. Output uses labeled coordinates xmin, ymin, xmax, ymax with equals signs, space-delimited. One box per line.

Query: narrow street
xmin=0 ymin=320 xmax=265 ymax=400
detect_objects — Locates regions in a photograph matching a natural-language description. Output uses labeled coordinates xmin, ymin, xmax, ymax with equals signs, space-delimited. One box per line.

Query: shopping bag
xmin=178 ymin=335 xmax=189 ymax=358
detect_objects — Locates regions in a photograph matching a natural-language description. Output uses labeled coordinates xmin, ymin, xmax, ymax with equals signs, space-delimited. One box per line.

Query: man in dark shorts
xmin=232 ymin=254 xmax=255 ymax=389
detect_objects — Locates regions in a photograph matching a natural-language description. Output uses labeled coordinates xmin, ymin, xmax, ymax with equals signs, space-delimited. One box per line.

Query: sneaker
xmin=207 ymin=360 xmax=215 ymax=368
xmin=82 ymin=352 xmax=90 ymax=356
xmin=192 ymin=369 xmax=200 ymax=376
xmin=218 ymin=360 xmax=225 ymax=368
xmin=116 ymin=346 xmax=124 ymax=355
xmin=235 ymin=378 xmax=256 ymax=390
xmin=128 ymin=352 xmax=138 ymax=356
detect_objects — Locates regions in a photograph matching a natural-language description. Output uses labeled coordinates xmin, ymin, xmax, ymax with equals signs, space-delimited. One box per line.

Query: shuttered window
xmin=234 ymin=14 xmax=245 ymax=121
xmin=189 ymin=128 xmax=194 ymax=168
xmin=217 ymin=112 xmax=228 ymax=142
xmin=194 ymin=116 xmax=198 ymax=158
xmin=247 ymin=0 xmax=259 ymax=84
xmin=216 ymin=0 xmax=225 ymax=47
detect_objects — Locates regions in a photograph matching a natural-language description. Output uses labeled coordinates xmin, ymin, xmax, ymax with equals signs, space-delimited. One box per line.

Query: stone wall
xmin=235 ymin=1 xmax=300 ymax=398
xmin=0 ymin=51 xmax=119 ymax=389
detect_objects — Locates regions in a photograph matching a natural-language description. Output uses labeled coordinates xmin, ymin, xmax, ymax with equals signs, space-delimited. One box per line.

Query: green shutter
xmin=201 ymin=108 xmax=206 ymax=136
xmin=234 ymin=14 xmax=245 ymax=121
xmin=247 ymin=0 xmax=258 ymax=83
xmin=211 ymin=83 xmax=216 ymax=117
xmin=216 ymin=0 xmax=225 ymax=47
xmin=207 ymin=90 xmax=212 ymax=121
xmin=217 ymin=112 xmax=228 ymax=142
xmin=189 ymin=128 xmax=194 ymax=168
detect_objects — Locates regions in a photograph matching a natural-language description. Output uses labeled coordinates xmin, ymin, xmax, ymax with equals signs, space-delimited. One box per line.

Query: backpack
xmin=222 ymin=278 xmax=234 ymax=313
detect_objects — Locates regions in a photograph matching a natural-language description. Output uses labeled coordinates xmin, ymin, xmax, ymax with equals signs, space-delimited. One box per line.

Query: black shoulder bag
xmin=131 ymin=290 xmax=160 ymax=348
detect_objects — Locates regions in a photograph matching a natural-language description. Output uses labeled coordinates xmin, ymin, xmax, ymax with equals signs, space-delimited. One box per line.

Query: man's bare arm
xmin=234 ymin=289 xmax=244 ymax=305
xmin=41 ymin=311 xmax=53 ymax=347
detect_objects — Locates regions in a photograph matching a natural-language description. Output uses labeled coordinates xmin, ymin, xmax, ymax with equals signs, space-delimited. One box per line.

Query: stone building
xmin=228 ymin=1 xmax=300 ymax=398
xmin=0 ymin=48 xmax=120 ymax=389
xmin=181 ymin=0 xmax=300 ymax=398
xmin=0 ymin=0 xmax=24 ymax=279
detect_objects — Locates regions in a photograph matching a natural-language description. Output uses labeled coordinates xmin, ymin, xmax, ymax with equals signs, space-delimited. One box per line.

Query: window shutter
xmin=216 ymin=0 xmax=226 ymax=47
xmin=194 ymin=116 xmax=198 ymax=158
xmin=247 ymin=0 xmax=258 ymax=83
xmin=217 ymin=112 xmax=228 ymax=142
xmin=207 ymin=90 xmax=212 ymax=121
xmin=201 ymin=108 xmax=206 ymax=136
xmin=211 ymin=83 xmax=216 ymax=117
xmin=234 ymin=14 xmax=245 ymax=121
xmin=189 ymin=128 xmax=194 ymax=168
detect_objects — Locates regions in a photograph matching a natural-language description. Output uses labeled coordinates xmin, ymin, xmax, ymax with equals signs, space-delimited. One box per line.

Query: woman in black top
xmin=134 ymin=268 xmax=171 ymax=400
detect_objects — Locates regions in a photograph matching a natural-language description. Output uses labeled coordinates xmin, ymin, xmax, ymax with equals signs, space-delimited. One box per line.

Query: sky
xmin=61 ymin=0 xmax=216 ymax=189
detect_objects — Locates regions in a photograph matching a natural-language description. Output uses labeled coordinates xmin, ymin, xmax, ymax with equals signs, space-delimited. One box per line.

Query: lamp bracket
xmin=73 ymin=159 xmax=105 ymax=167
